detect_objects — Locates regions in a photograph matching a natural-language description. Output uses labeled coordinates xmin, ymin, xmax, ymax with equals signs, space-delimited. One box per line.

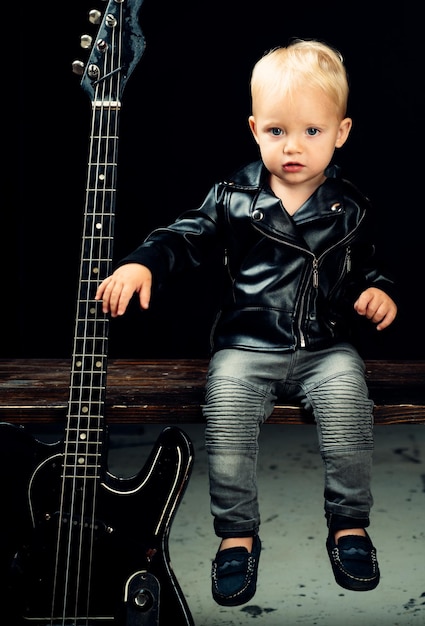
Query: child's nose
xmin=283 ymin=135 xmax=301 ymax=153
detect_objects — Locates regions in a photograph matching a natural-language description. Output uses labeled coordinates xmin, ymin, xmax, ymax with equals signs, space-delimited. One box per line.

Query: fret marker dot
xmin=78 ymin=457 xmax=85 ymax=465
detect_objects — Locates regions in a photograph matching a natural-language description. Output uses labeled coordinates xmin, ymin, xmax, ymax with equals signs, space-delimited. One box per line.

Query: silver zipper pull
xmin=346 ymin=246 xmax=351 ymax=272
xmin=312 ymin=258 xmax=319 ymax=288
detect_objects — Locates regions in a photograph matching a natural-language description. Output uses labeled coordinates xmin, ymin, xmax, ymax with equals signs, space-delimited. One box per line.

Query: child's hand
xmin=95 ymin=263 xmax=152 ymax=317
xmin=354 ymin=287 xmax=397 ymax=331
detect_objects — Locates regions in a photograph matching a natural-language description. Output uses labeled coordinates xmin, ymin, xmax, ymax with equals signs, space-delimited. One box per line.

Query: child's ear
xmin=248 ymin=115 xmax=260 ymax=144
xmin=335 ymin=117 xmax=352 ymax=148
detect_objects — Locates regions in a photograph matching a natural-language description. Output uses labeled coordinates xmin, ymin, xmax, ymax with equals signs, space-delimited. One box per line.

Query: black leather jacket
xmin=120 ymin=160 xmax=396 ymax=353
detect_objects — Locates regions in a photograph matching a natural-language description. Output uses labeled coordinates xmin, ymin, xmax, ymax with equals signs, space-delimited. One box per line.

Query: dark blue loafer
xmin=211 ymin=535 xmax=261 ymax=606
xmin=326 ymin=531 xmax=380 ymax=591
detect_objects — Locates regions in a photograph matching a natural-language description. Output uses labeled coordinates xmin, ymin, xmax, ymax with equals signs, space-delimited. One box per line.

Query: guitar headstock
xmin=72 ymin=0 xmax=145 ymax=102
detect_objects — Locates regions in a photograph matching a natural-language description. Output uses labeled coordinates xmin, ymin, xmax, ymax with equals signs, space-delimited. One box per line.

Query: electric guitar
xmin=0 ymin=1 xmax=195 ymax=624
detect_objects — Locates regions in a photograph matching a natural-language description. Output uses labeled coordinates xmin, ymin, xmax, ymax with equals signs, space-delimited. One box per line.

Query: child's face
xmin=248 ymin=86 xmax=352 ymax=190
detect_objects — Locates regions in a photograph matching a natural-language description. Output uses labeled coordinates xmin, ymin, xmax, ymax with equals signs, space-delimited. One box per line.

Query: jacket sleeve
xmin=350 ymin=205 xmax=398 ymax=304
xmin=115 ymin=184 xmax=224 ymax=286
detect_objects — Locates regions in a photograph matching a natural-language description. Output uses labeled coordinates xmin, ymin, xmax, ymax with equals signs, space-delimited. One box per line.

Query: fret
xmin=68 ymin=390 xmax=104 ymax=401
xmin=64 ymin=449 xmax=102 ymax=459
xmin=66 ymin=418 xmax=105 ymax=428
xmin=62 ymin=469 xmax=101 ymax=479
xmin=67 ymin=391 xmax=104 ymax=402
xmin=67 ymin=395 xmax=104 ymax=402
xmin=81 ymin=212 xmax=114 ymax=226
xmin=68 ymin=397 xmax=105 ymax=410
xmin=70 ymin=368 xmax=107 ymax=380
xmin=88 ymin=134 xmax=119 ymax=143
xmin=66 ymin=426 xmax=104 ymax=435
xmin=80 ymin=239 xmax=114 ymax=252
xmin=66 ymin=415 xmax=104 ymax=422
xmin=91 ymin=128 xmax=119 ymax=145
xmin=72 ymin=351 xmax=106 ymax=361
xmin=66 ymin=419 xmax=104 ymax=426
xmin=69 ymin=368 xmax=104 ymax=379
xmin=87 ymin=186 xmax=115 ymax=200
xmin=76 ymin=298 xmax=107 ymax=313
xmin=79 ymin=258 xmax=113 ymax=271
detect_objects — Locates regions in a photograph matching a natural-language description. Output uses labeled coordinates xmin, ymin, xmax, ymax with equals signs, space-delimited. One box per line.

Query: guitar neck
xmin=63 ymin=0 xmax=145 ymax=486
xmin=66 ymin=103 xmax=120 ymax=460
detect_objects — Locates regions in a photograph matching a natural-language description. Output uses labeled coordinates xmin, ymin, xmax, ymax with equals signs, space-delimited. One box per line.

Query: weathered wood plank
xmin=1 ymin=359 xmax=424 ymax=425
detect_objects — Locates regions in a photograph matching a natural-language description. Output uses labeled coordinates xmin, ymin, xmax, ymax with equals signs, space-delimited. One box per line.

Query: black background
xmin=6 ymin=0 xmax=423 ymax=361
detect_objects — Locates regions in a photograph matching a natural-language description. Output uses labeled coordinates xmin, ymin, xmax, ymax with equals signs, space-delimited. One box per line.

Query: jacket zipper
xmin=252 ymin=214 xmax=364 ymax=348
xmin=312 ymin=258 xmax=319 ymax=288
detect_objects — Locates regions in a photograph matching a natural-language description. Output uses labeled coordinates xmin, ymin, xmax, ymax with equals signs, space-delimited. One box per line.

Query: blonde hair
xmin=251 ymin=39 xmax=349 ymax=118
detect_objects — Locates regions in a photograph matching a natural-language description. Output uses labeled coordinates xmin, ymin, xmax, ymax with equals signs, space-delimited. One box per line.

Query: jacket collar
xmin=223 ymin=160 xmax=267 ymax=189
xmin=225 ymin=159 xmax=347 ymax=224
xmin=223 ymin=160 xmax=349 ymax=251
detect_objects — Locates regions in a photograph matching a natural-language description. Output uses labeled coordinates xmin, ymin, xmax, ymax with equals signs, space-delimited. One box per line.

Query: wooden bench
xmin=0 ymin=358 xmax=424 ymax=426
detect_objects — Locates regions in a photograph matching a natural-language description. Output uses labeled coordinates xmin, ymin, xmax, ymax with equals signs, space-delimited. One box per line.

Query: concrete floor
xmin=107 ymin=423 xmax=425 ymax=626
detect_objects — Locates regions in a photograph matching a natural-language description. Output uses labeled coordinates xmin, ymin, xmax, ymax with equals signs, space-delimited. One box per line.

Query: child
xmin=96 ymin=39 xmax=397 ymax=606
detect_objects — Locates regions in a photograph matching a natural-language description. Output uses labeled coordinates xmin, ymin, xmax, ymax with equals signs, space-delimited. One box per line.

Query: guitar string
xmin=80 ymin=19 xmax=123 ymax=622
xmin=74 ymin=18 xmax=123 ymax=623
xmin=52 ymin=3 xmax=124 ymax=623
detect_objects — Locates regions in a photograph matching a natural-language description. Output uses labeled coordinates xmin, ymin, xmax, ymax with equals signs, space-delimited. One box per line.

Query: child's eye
xmin=270 ymin=128 xmax=283 ymax=136
xmin=306 ymin=127 xmax=319 ymax=136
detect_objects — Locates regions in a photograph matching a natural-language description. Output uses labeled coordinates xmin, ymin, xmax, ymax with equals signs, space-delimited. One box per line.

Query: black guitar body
xmin=0 ymin=422 xmax=194 ymax=626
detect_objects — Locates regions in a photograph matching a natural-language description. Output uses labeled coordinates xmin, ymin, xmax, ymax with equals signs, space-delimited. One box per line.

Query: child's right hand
xmin=95 ymin=263 xmax=152 ymax=317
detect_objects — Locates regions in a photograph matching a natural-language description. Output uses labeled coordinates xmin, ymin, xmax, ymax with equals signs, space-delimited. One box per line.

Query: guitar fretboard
xmin=66 ymin=102 xmax=120 ymax=467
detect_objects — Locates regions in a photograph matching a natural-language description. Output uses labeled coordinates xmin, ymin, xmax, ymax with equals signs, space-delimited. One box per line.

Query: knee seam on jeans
xmin=300 ymin=368 xmax=365 ymax=395
xmin=206 ymin=375 xmax=269 ymax=397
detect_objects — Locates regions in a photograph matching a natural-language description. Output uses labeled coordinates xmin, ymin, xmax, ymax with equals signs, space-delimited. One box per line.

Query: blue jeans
xmin=203 ymin=343 xmax=374 ymax=538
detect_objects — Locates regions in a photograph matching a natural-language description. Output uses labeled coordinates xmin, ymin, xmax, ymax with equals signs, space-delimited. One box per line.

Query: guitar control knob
xmin=72 ymin=60 xmax=85 ymax=75
xmin=133 ymin=588 xmax=154 ymax=611
xmin=89 ymin=9 xmax=102 ymax=24
xmin=80 ymin=34 xmax=93 ymax=49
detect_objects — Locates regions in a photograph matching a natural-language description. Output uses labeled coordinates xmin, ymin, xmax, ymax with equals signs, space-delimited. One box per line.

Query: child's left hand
xmin=354 ymin=287 xmax=397 ymax=331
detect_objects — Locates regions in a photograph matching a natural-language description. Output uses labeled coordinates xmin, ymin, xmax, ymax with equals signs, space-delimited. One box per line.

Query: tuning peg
xmin=80 ymin=34 xmax=93 ymax=49
xmin=89 ymin=9 xmax=102 ymax=25
xmin=72 ymin=60 xmax=85 ymax=76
